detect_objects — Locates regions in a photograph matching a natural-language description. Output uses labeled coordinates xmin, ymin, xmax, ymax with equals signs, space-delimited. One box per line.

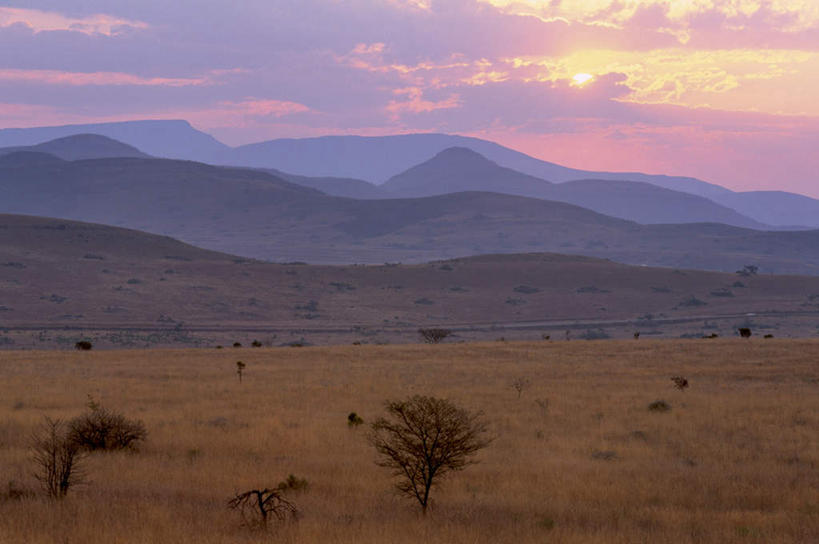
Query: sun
xmin=572 ymin=73 xmax=594 ymax=86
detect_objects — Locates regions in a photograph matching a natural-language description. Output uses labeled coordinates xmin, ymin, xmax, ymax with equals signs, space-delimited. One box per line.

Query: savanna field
xmin=0 ymin=339 xmax=817 ymax=543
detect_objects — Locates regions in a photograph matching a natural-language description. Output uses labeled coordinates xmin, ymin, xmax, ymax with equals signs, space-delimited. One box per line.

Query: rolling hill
xmin=2 ymin=151 xmax=819 ymax=274
xmin=0 ymin=134 xmax=149 ymax=161
xmin=381 ymin=148 xmax=769 ymax=229
xmin=3 ymin=122 xmax=818 ymax=228
xmin=2 ymin=215 xmax=819 ymax=348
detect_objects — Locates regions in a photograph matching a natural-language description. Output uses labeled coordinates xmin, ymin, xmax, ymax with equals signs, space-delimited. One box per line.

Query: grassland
xmin=0 ymin=339 xmax=817 ymax=543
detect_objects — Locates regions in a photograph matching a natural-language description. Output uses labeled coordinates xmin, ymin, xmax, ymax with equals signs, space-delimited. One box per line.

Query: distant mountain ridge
xmin=1 ymin=120 xmax=818 ymax=227
xmin=2 ymin=150 xmax=819 ymax=274
xmin=0 ymin=134 xmax=149 ymax=161
xmin=381 ymin=148 xmax=770 ymax=229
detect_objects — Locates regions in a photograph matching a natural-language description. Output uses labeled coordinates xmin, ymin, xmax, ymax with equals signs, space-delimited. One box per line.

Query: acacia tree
xmin=369 ymin=395 xmax=491 ymax=514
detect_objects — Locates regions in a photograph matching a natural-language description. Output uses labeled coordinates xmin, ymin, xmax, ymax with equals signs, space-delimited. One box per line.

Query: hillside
xmin=2 ymin=215 xmax=819 ymax=348
xmin=382 ymin=148 xmax=768 ymax=229
xmin=3 ymin=122 xmax=817 ymax=228
xmin=0 ymin=134 xmax=149 ymax=161
xmin=2 ymin=154 xmax=819 ymax=274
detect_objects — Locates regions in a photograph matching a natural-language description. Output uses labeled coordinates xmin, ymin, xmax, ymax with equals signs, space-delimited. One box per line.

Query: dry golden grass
xmin=0 ymin=340 xmax=817 ymax=543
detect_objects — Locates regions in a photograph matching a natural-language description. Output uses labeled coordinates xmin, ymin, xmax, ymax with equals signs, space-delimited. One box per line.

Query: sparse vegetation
xmin=671 ymin=376 xmax=689 ymax=390
xmin=74 ymin=340 xmax=93 ymax=351
xmin=648 ymin=400 xmax=671 ymax=412
xmin=1 ymin=341 xmax=817 ymax=542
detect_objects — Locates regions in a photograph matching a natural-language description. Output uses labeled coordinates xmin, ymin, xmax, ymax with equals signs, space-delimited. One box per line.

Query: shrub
xmin=74 ymin=341 xmax=93 ymax=351
xmin=671 ymin=376 xmax=689 ymax=390
xmin=233 ymin=342 xmax=242 ymax=348
xmin=418 ymin=328 xmax=451 ymax=344
xmin=68 ymin=397 xmax=147 ymax=452
xmin=277 ymin=474 xmax=309 ymax=492
xmin=347 ymin=412 xmax=364 ymax=427
xmin=648 ymin=400 xmax=671 ymax=413
xmin=738 ymin=327 xmax=752 ymax=338
xmin=251 ymin=340 xmax=263 ymax=348
xmin=31 ymin=418 xmax=84 ymax=499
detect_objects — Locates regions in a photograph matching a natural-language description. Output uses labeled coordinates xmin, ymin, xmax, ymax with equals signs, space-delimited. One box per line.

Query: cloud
xmin=0 ymin=6 xmax=147 ymax=36
xmin=0 ymin=69 xmax=211 ymax=87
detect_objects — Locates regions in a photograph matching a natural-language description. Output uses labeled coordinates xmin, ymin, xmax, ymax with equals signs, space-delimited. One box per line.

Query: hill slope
xmin=0 ymin=134 xmax=149 ymax=161
xmin=2 ymin=215 xmax=819 ymax=344
xmin=2 ymin=153 xmax=819 ymax=274
xmin=382 ymin=148 xmax=768 ymax=229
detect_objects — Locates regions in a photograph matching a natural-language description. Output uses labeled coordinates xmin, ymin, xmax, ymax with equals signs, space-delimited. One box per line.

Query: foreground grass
xmin=0 ymin=340 xmax=817 ymax=543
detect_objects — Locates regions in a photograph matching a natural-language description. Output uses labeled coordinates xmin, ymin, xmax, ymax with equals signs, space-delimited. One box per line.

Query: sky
xmin=0 ymin=1 xmax=817 ymax=196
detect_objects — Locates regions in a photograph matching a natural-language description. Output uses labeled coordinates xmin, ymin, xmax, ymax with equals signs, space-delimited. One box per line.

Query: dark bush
xmin=251 ymin=340 xmax=263 ymax=348
xmin=347 ymin=412 xmax=364 ymax=427
xmin=277 ymin=474 xmax=309 ymax=492
xmin=68 ymin=398 xmax=147 ymax=452
xmin=74 ymin=341 xmax=93 ymax=351
xmin=418 ymin=328 xmax=451 ymax=344
xmin=233 ymin=342 xmax=242 ymax=348
xmin=648 ymin=400 xmax=671 ymax=413
xmin=738 ymin=327 xmax=752 ymax=338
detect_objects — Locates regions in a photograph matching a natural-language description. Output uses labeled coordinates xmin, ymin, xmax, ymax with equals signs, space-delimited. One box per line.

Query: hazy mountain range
xmin=2 ymin=136 xmax=819 ymax=274
xmin=2 ymin=120 xmax=818 ymax=228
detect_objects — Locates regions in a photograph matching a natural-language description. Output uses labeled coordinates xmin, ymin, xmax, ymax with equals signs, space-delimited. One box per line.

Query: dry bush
xmin=68 ymin=397 xmax=146 ymax=452
xmin=418 ymin=328 xmax=451 ymax=344
xmin=671 ymin=376 xmax=689 ymax=390
xmin=369 ymin=395 xmax=491 ymax=513
xmin=228 ymin=488 xmax=297 ymax=528
xmin=31 ymin=418 xmax=84 ymax=499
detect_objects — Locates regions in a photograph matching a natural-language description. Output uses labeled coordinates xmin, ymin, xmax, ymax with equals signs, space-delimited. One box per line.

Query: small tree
xmin=369 ymin=395 xmax=491 ymax=514
xmin=418 ymin=328 xmax=451 ymax=344
xmin=512 ymin=377 xmax=530 ymax=399
xmin=74 ymin=341 xmax=92 ymax=351
xmin=31 ymin=418 xmax=84 ymax=499
xmin=228 ymin=488 xmax=297 ymax=528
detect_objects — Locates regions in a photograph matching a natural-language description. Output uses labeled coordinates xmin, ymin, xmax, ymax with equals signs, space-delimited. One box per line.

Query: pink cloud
xmin=0 ymin=7 xmax=148 ymax=36
xmin=0 ymin=69 xmax=209 ymax=87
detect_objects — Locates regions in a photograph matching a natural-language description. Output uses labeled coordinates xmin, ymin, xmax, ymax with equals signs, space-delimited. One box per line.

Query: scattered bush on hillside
xmin=736 ymin=264 xmax=759 ymax=277
xmin=250 ymin=340 xmax=263 ymax=348
xmin=228 ymin=488 xmax=298 ymax=528
xmin=633 ymin=332 xmax=640 ymax=340
xmin=418 ymin=328 xmax=451 ymax=344
xmin=513 ymin=285 xmax=540 ymax=294
xmin=74 ymin=341 xmax=92 ymax=351
xmin=738 ymin=328 xmax=752 ymax=338
xmin=233 ymin=342 xmax=242 ymax=348
xmin=764 ymin=334 xmax=774 ymax=339
xmin=369 ymin=395 xmax=491 ymax=514
xmin=648 ymin=400 xmax=671 ymax=413
xmin=676 ymin=295 xmax=707 ymax=308
xmin=31 ymin=418 xmax=84 ymax=499
xmin=68 ymin=396 xmax=146 ymax=452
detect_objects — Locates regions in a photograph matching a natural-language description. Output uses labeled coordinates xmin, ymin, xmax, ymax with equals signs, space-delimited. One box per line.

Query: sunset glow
xmin=0 ymin=1 xmax=816 ymax=196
